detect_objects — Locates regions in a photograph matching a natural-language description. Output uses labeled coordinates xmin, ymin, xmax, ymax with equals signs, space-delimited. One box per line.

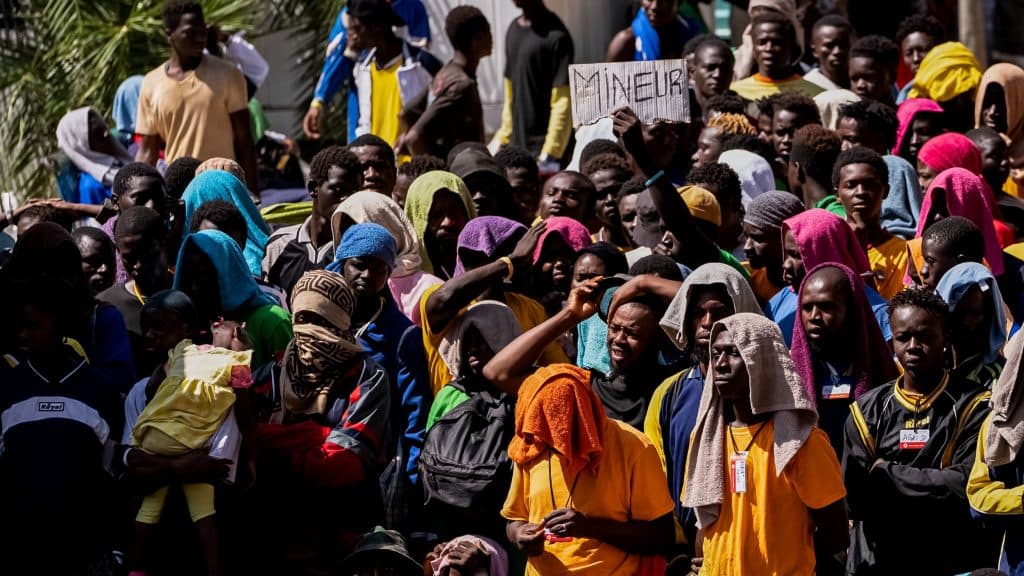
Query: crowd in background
xmin=7 ymin=0 xmax=1024 ymax=575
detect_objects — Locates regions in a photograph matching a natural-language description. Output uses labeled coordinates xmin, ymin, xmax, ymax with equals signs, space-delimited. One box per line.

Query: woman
xmin=403 ymin=170 xmax=477 ymax=280
xmin=182 ymin=170 xmax=270 ymax=279
xmin=0 ymin=222 xmax=134 ymax=391
xmin=56 ymin=107 xmax=134 ymax=205
xmin=893 ymin=98 xmax=945 ymax=166
xmin=331 ymin=191 xmax=443 ymax=325
xmin=916 ymin=167 xmax=1005 ymax=275
xmin=173 ymin=229 xmax=291 ymax=366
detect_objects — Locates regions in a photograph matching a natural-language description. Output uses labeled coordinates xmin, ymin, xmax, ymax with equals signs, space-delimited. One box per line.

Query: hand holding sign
xmin=570 ymin=59 xmax=691 ymax=127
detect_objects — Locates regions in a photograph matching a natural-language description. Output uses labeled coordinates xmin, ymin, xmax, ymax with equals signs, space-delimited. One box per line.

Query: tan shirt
xmin=136 ymin=55 xmax=248 ymax=163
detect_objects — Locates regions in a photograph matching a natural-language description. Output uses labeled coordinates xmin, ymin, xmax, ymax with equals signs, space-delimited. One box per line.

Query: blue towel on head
xmin=174 ymin=229 xmax=274 ymax=314
xmin=183 ymin=170 xmax=270 ymax=278
xmin=880 ymin=155 xmax=923 ymax=240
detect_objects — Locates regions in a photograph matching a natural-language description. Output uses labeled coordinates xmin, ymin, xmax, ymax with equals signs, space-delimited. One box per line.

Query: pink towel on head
xmin=918 ymin=132 xmax=983 ymax=176
xmin=893 ymin=98 xmax=944 ymax=156
xmin=782 ymin=209 xmax=872 ymax=279
xmin=790 ymin=263 xmax=899 ymax=404
xmin=916 ymin=167 xmax=1004 ymax=276
xmin=533 ymin=216 xmax=593 ymax=264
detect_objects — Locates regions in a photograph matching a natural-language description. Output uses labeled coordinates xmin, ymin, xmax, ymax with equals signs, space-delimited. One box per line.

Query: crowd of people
xmin=7 ymin=0 xmax=1024 ymax=574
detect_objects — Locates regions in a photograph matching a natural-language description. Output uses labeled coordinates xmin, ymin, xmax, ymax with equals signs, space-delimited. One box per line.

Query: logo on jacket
xmin=38 ymin=401 xmax=65 ymax=412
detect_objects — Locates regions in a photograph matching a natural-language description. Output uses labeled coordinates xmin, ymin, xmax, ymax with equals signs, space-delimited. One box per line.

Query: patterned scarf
xmin=281 ymin=270 xmax=365 ymax=415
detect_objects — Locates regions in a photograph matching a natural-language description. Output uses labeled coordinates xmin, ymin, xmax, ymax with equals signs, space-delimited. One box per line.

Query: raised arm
xmin=483 ymin=278 xmax=602 ymax=394
xmin=611 ymin=107 xmax=719 ymax=269
xmin=425 ymin=223 xmax=544 ymax=335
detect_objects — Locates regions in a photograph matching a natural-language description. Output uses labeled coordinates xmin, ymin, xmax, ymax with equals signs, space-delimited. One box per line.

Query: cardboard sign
xmin=569 ymin=59 xmax=690 ymax=127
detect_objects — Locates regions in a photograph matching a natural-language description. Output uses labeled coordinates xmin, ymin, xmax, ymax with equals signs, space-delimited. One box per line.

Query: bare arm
xmin=606 ymin=28 xmax=635 ymax=62
xmin=811 ymin=499 xmax=849 ymax=574
xmin=612 ymin=107 xmax=719 ymax=269
xmin=608 ymin=274 xmax=683 ymax=321
xmin=230 ymin=109 xmax=260 ymax=194
xmin=483 ymin=278 xmax=602 ymax=394
xmin=135 ymin=134 xmax=163 ymax=166
xmin=425 ymin=223 xmax=545 ymax=335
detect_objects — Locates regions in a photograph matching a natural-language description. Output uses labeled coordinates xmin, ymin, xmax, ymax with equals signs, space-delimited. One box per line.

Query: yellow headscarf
xmin=403 ymin=170 xmax=477 ymax=274
xmin=908 ymin=42 xmax=982 ymax=103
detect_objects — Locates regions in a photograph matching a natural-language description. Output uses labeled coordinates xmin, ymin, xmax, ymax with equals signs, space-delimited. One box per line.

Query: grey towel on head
xmin=743 ymin=190 xmax=805 ymax=232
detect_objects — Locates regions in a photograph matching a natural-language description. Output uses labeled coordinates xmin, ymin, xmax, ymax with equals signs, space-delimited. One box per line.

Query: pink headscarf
xmin=916 ymin=167 xmax=1004 ymax=276
xmin=893 ymin=98 xmax=944 ymax=156
xmin=917 ymin=132 xmax=983 ymax=176
xmin=790 ymin=263 xmax=899 ymax=404
xmin=782 ymin=209 xmax=873 ymax=280
xmin=533 ymin=216 xmax=592 ymax=264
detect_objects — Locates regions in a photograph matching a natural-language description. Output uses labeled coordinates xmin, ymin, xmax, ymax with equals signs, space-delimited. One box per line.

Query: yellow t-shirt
xmin=370 ymin=58 xmax=402 ymax=146
xmin=868 ymin=236 xmax=909 ymax=300
xmin=698 ymin=422 xmax=846 ymax=576
xmin=136 ymin=55 xmax=248 ymax=163
xmin=729 ymin=74 xmax=825 ymax=101
xmin=419 ymin=284 xmax=570 ymax=395
xmin=501 ymin=419 xmax=676 ymax=575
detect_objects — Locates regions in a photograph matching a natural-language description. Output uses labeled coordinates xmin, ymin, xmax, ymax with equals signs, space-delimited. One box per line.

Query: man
xmin=788 ymin=124 xmax=841 ymax=209
xmin=423 ymin=217 xmax=565 ymax=393
xmin=770 ymin=208 xmax=892 ymax=346
xmin=688 ymin=163 xmax=744 ymax=257
xmin=895 ymin=14 xmax=945 ymax=101
xmin=790 ymin=264 xmax=899 ymax=454
xmin=263 ymin=146 xmax=363 ymax=298
xmin=848 ymin=35 xmax=900 ymax=107
xmin=833 ymin=147 xmax=908 ymax=300
xmin=350 ymin=134 xmax=398 ymax=196
xmin=918 ymin=216 xmax=987 ymax=290
xmin=346 ymin=0 xmax=441 ymax=147
xmin=102 ymin=162 xmax=169 ymax=286
xmin=583 ymin=153 xmax=633 ymax=248
xmin=729 ymin=12 xmax=824 ymax=102
xmin=803 ymin=15 xmax=852 ymax=91
xmin=136 ymin=1 xmax=258 ymax=192
xmin=329 ymin=223 xmax=432 ymax=493
xmin=496 ymin=145 xmax=543 ymax=225
xmin=771 ymin=94 xmax=822 ymax=170
xmin=302 ymin=0 xmax=431 ymax=141
xmin=99 ymin=207 xmax=174 ymax=376
xmin=742 ymin=190 xmax=805 ymax=304
xmin=537 ymin=171 xmax=594 ymax=224
xmin=449 ymin=147 xmax=516 ymax=217
xmin=401 ymin=6 xmax=490 ymax=158
xmin=689 ymin=37 xmax=736 ymax=120
xmin=501 ymin=364 xmax=675 ymax=574
xmin=936 ymin=262 xmax=1007 ymax=390
xmin=392 ymin=154 xmax=444 ymax=209
xmin=836 ymin=99 xmax=899 ymax=154
xmin=617 ymin=176 xmax=645 ymax=245
xmin=844 ymin=288 xmax=996 ymax=575
xmin=492 ymin=0 xmax=574 ymax=166
xmin=684 ymin=313 xmax=848 ymax=575
xmin=643 ymin=264 xmax=763 ymax=552
xmin=606 ymin=0 xmax=700 ymax=62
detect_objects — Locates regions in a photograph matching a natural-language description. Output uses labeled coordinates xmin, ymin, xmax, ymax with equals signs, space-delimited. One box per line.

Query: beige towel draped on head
xmin=986 ymin=328 xmax=1024 ymax=466
xmin=682 ymin=313 xmax=817 ymax=529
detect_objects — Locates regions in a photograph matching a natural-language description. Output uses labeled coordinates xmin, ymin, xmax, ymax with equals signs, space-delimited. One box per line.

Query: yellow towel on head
xmin=132 ymin=340 xmax=251 ymax=454
xmin=908 ymin=42 xmax=982 ymax=103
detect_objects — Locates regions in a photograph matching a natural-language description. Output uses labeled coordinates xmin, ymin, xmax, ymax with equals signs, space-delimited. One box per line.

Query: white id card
xmin=821 ymin=382 xmax=852 ymax=400
xmin=899 ymin=428 xmax=929 ymax=450
xmin=730 ymin=452 xmax=748 ymax=493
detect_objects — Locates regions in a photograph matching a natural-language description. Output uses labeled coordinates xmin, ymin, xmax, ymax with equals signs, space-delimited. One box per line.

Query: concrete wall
xmin=252 ymin=0 xmax=633 ymax=140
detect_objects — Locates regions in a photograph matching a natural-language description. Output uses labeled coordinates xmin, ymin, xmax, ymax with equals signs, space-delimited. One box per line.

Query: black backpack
xmin=419 ymin=381 xmax=515 ymax=510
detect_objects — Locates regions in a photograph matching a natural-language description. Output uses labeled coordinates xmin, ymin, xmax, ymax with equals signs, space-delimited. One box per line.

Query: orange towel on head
xmin=509 ymin=364 xmax=606 ymax=476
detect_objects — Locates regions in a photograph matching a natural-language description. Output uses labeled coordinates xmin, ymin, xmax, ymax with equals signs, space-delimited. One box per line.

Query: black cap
xmin=340 ymin=527 xmax=421 ymax=576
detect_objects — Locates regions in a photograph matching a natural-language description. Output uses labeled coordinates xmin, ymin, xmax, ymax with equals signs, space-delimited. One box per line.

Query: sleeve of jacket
xmin=842 ymin=407 xmax=876 ymax=520
xmin=396 ymin=326 xmax=432 ymax=484
xmin=968 ymin=416 xmax=1024 ymax=522
xmin=92 ymin=304 xmax=137 ymax=394
xmin=313 ymin=9 xmax=356 ymax=105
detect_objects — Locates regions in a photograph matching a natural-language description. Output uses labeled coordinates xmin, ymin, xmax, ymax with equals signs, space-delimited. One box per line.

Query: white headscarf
xmin=719 ymin=149 xmax=775 ymax=208
xmin=56 ymin=107 xmax=133 ymax=187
